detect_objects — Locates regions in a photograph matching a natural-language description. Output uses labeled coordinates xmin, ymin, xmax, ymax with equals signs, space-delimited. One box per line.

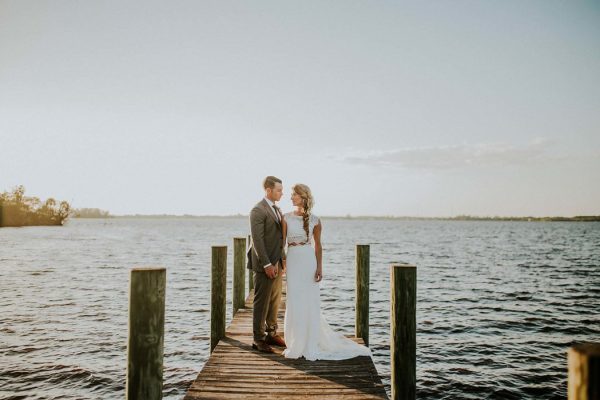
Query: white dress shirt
xmin=263 ymin=197 xmax=281 ymax=222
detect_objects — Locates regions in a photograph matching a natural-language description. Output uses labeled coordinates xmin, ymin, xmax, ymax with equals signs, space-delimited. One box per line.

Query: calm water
xmin=1 ymin=218 xmax=599 ymax=399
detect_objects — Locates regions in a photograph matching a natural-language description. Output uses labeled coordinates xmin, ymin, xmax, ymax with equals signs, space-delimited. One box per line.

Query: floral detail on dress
xmin=284 ymin=212 xmax=320 ymax=244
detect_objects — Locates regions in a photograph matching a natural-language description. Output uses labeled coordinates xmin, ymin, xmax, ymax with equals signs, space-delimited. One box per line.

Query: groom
xmin=247 ymin=176 xmax=287 ymax=353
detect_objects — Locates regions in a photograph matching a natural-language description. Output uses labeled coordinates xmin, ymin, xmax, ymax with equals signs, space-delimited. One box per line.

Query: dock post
xmin=233 ymin=237 xmax=246 ymax=315
xmin=247 ymin=234 xmax=254 ymax=292
xmin=568 ymin=343 xmax=600 ymax=400
xmin=127 ymin=267 xmax=166 ymax=400
xmin=391 ymin=264 xmax=416 ymax=400
xmin=355 ymin=244 xmax=370 ymax=346
xmin=211 ymin=246 xmax=227 ymax=353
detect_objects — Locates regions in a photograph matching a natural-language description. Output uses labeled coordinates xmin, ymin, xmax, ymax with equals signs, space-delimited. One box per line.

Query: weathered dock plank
xmin=184 ymin=290 xmax=388 ymax=399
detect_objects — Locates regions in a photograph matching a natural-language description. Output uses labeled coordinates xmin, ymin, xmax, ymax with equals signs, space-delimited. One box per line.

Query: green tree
xmin=0 ymin=186 xmax=71 ymax=227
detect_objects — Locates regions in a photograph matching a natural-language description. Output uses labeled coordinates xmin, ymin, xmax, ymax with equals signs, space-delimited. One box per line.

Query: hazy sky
xmin=1 ymin=1 xmax=599 ymax=216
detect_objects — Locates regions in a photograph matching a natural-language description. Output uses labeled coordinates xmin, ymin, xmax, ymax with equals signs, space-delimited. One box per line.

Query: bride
xmin=281 ymin=183 xmax=371 ymax=360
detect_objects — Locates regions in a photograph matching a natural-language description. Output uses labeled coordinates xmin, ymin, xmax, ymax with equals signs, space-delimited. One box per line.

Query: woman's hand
xmin=282 ymin=259 xmax=287 ymax=276
xmin=314 ymin=267 xmax=323 ymax=282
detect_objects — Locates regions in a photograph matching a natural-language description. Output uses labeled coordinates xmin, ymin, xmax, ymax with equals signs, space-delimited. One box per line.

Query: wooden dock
xmin=184 ymin=289 xmax=388 ymax=399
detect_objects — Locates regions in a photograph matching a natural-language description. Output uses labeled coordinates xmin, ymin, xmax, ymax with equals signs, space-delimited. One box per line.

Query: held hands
xmin=314 ymin=267 xmax=323 ymax=282
xmin=265 ymin=263 xmax=278 ymax=279
xmin=282 ymin=259 xmax=287 ymax=276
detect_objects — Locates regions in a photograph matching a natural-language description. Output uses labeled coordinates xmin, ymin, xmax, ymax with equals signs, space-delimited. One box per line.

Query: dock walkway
xmin=184 ymin=290 xmax=388 ymax=399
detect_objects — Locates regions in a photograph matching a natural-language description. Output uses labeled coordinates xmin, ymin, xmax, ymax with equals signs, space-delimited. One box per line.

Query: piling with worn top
xmin=568 ymin=343 xmax=600 ymax=400
xmin=233 ymin=237 xmax=246 ymax=315
xmin=211 ymin=246 xmax=227 ymax=353
xmin=355 ymin=244 xmax=370 ymax=346
xmin=391 ymin=264 xmax=416 ymax=400
xmin=127 ymin=267 xmax=166 ymax=400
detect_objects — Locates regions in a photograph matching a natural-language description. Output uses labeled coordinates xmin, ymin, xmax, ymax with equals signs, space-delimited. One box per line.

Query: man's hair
xmin=263 ymin=176 xmax=282 ymax=189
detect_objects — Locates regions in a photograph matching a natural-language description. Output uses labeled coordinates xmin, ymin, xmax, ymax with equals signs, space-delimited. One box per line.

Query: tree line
xmin=0 ymin=186 xmax=71 ymax=227
xmin=72 ymin=208 xmax=111 ymax=218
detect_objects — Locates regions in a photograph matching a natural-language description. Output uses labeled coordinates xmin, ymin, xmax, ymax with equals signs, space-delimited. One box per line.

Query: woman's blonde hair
xmin=292 ymin=183 xmax=314 ymax=240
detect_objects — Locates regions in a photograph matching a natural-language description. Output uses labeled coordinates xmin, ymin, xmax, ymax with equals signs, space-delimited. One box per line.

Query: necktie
xmin=272 ymin=205 xmax=282 ymax=222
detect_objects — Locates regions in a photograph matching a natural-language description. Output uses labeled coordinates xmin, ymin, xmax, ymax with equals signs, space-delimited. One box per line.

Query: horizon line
xmin=77 ymin=213 xmax=600 ymax=221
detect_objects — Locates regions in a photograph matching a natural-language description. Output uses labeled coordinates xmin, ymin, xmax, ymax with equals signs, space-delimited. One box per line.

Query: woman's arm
xmin=313 ymin=220 xmax=323 ymax=282
xmin=282 ymin=217 xmax=287 ymax=273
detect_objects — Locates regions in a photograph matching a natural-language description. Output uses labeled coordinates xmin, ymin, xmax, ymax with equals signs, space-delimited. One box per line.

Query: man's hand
xmin=265 ymin=264 xmax=277 ymax=279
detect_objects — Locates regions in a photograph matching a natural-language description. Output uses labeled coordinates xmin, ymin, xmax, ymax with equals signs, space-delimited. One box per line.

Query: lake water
xmin=1 ymin=218 xmax=599 ymax=399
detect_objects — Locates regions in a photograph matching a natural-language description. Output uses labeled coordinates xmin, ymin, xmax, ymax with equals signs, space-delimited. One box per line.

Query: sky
xmin=1 ymin=1 xmax=599 ymax=217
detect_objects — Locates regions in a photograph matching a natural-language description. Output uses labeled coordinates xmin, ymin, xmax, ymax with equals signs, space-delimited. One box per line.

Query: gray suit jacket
xmin=247 ymin=199 xmax=283 ymax=273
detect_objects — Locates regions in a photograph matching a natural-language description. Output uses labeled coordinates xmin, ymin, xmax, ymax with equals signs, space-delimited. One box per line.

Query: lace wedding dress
xmin=282 ymin=212 xmax=372 ymax=360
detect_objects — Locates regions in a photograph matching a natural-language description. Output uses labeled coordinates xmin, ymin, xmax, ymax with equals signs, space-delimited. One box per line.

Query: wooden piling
xmin=247 ymin=234 xmax=254 ymax=292
xmin=211 ymin=246 xmax=227 ymax=353
xmin=233 ymin=237 xmax=246 ymax=315
xmin=355 ymin=244 xmax=370 ymax=346
xmin=127 ymin=267 xmax=166 ymax=400
xmin=391 ymin=264 xmax=416 ymax=400
xmin=568 ymin=343 xmax=600 ymax=400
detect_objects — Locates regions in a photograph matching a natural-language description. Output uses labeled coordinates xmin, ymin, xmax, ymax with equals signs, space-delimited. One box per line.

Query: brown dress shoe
xmin=252 ymin=340 xmax=274 ymax=353
xmin=265 ymin=334 xmax=286 ymax=347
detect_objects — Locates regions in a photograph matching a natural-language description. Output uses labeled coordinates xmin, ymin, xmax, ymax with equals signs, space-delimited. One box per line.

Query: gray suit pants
xmin=252 ymin=264 xmax=283 ymax=341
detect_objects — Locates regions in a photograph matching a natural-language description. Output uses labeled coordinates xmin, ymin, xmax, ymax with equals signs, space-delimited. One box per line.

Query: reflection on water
xmin=1 ymin=218 xmax=599 ymax=399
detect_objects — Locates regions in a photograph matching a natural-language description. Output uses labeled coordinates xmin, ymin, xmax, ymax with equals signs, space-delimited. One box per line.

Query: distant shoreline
xmin=75 ymin=214 xmax=600 ymax=222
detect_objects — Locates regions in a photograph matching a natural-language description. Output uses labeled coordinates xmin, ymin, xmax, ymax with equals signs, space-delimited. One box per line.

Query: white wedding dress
xmin=282 ymin=212 xmax=372 ymax=360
